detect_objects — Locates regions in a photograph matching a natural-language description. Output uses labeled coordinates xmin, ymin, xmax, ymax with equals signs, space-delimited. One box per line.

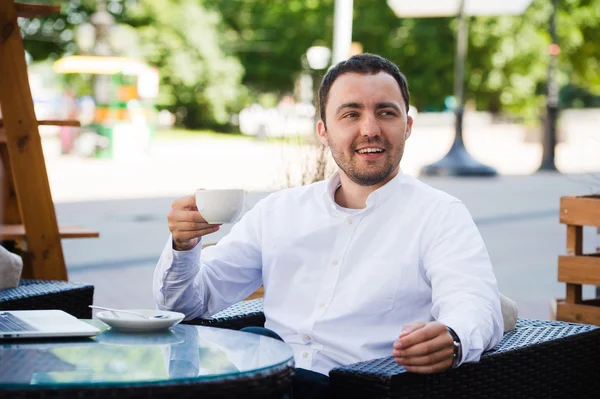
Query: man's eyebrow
xmin=375 ymin=102 xmax=401 ymax=111
xmin=336 ymin=102 xmax=364 ymax=114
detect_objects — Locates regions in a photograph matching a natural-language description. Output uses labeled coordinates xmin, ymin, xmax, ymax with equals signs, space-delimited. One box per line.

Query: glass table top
xmin=0 ymin=322 xmax=293 ymax=389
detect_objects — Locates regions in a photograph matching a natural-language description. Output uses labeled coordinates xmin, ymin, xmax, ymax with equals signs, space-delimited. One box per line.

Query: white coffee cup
xmin=194 ymin=189 xmax=245 ymax=224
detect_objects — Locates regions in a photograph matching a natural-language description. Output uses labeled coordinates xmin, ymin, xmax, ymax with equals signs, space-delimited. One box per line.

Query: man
xmin=154 ymin=54 xmax=504 ymax=398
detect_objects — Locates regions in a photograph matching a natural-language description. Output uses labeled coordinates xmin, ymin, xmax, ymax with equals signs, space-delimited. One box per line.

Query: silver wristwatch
xmin=446 ymin=327 xmax=462 ymax=369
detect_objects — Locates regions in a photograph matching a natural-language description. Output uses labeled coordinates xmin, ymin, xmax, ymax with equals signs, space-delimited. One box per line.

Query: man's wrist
xmin=446 ymin=326 xmax=462 ymax=368
xmin=172 ymin=238 xmax=200 ymax=252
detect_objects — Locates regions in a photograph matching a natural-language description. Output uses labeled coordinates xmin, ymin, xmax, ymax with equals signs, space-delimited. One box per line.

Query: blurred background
xmin=3 ymin=0 xmax=600 ymax=321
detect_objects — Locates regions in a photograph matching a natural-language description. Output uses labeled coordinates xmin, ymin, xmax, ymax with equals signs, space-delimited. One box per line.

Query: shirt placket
xmin=295 ymin=212 xmax=360 ymax=369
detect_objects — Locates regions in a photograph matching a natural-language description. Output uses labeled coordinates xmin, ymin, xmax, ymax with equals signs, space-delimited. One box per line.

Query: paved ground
xmin=37 ymin=121 xmax=600 ymax=321
xmin=62 ymin=173 xmax=600 ymax=321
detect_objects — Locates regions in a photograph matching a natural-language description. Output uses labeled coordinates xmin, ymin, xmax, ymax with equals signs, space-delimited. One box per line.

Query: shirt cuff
xmin=164 ymin=235 xmax=202 ymax=280
xmin=438 ymin=318 xmax=484 ymax=366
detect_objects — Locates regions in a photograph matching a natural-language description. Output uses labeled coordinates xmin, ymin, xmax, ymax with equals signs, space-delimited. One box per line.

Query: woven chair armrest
xmin=329 ymin=319 xmax=600 ymax=398
xmin=183 ymin=299 xmax=265 ymax=330
xmin=0 ymin=279 xmax=94 ymax=319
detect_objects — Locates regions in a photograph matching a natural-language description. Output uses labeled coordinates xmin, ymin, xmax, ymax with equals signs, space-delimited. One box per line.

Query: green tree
xmin=126 ymin=0 xmax=246 ymax=128
xmin=206 ymin=0 xmax=335 ymax=94
xmin=213 ymin=0 xmax=600 ymax=119
xmin=20 ymin=0 xmax=600 ymax=125
xmin=20 ymin=0 xmax=246 ymax=129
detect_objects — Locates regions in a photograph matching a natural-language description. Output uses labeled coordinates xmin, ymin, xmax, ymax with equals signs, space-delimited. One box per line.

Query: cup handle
xmin=196 ymin=191 xmax=204 ymax=212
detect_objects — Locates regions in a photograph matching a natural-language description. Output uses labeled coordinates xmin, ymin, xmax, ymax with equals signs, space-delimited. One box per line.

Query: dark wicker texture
xmin=184 ymin=298 xmax=265 ymax=330
xmin=0 ymin=279 xmax=94 ymax=319
xmin=0 ymin=359 xmax=294 ymax=399
xmin=330 ymin=320 xmax=600 ymax=398
xmin=192 ymin=301 xmax=600 ymax=398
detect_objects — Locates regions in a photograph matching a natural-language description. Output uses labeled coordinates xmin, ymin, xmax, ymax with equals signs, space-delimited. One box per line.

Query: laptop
xmin=0 ymin=310 xmax=100 ymax=339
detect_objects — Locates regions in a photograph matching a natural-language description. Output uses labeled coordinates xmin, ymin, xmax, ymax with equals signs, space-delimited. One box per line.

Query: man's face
xmin=317 ymin=72 xmax=413 ymax=187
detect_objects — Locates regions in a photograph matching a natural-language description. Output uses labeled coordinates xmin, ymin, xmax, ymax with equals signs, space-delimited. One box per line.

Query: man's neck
xmin=334 ymin=167 xmax=399 ymax=209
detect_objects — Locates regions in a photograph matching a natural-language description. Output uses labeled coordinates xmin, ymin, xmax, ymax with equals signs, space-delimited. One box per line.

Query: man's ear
xmin=405 ymin=115 xmax=414 ymax=140
xmin=317 ymin=120 xmax=328 ymax=146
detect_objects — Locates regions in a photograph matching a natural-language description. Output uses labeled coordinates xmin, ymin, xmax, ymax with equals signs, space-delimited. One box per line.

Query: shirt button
xmin=304 ymin=335 xmax=311 ymax=341
xmin=331 ymin=260 xmax=339 ymax=266
xmin=303 ymin=352 xmax=309 ymax=358
xmin=319 ymin=302 xmax=326 ymax=308
xmin=347 ymin=218 xmax=353 ymax=225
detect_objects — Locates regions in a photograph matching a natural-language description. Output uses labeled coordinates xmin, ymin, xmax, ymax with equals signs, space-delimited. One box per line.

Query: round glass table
xmin=0 ymin=322 xmax=294 ymax=398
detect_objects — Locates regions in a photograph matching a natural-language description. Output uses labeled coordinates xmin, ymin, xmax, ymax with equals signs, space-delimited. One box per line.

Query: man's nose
xmin=360 ymin=115 xmax=381 ymax=138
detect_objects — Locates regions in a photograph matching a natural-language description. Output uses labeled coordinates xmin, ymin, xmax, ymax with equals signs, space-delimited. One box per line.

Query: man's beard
xmin=329 ymin=136 xmax=402 ymax=186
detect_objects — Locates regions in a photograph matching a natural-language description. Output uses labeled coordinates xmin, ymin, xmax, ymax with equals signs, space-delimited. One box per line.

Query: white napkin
xmin=0 ymin=245 xmax=23 ymax=289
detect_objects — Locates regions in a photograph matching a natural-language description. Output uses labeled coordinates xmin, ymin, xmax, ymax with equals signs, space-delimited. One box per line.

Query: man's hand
xmin=392 ymin=321 xmax=455 ymax=374
xmin=168 ymin=194 xmax=221 ymax=251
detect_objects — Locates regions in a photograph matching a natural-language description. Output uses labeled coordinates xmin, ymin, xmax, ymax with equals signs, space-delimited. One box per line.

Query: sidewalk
xmin=40 ymin=124 xmax=600 ymax=321
xmin=43 ymin=121 xmax=600 ymax=203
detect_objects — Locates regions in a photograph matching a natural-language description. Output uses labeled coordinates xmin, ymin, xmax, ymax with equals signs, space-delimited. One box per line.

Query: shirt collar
xmin=323 ymin=169 xmax=404 ymax=213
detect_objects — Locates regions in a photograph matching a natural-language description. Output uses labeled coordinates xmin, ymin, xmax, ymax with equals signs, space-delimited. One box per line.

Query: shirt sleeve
xmin=153 ymin=201 xmax=264 ymax=320
xmin=422 ymin=200 xmax=504 ymax=366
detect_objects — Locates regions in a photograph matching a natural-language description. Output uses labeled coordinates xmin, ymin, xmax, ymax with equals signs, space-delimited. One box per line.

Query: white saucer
xmin=95 ymin=309 xmax=185 ymax=332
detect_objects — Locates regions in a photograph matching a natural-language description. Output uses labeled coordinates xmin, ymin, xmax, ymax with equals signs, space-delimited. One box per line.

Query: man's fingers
xmin=394 ymin=346 xmax=454 ymax=367
xmin=395 ymin=322 xmax=447 ymax=349
xmin=171 ymin=195 xmax=197 ymax=211
xmin=173 ymin=226 xmax=220 ymax=242
xmin=169 ymin=209 xmax=207 ymax=224
xmin=170 ymin=221 xmax=219 ymax=232
xmin=394 ymin=331 xmax=452 ymax=357
xmin=399 ymin=321 xmax=426 ymax=338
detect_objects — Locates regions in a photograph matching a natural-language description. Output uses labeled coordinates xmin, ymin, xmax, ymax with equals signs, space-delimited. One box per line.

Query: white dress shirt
xmin=154 ymin=171 xmax=504 ymax=375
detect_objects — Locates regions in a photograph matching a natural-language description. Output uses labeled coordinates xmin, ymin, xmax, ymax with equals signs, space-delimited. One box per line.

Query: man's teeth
xmin=357 ymin=148 xmax=384 ymax=154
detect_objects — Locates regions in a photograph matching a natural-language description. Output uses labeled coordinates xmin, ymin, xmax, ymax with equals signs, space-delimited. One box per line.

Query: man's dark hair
xmin=318 ymin=53 xmax=410 ymax=129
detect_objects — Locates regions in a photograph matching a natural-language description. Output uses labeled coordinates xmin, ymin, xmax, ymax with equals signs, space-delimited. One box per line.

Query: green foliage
xmin=213 ymin=0 xmax=600 ymax=120
xmin=19 ymin=0 xmax=600 ymax=128
xmin=205 ymin=0 xmax=335 ymax=93
xmin=125 ymin=0 xmax=246 ymax=128
xmin=21 ymin=0 xmax=246 ymax=129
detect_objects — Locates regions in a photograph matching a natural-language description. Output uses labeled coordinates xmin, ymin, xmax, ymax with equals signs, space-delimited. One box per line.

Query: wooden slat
xmin=560 ymin=196 xmax=600 ymax=227
xmin=245 ymin=286 xmax=264 ymax=300
xmin=558 ymin=255 xmax=600 ymax=286
xmin=1 ymin=121 xmax=80 ymax=143
xmin=556 ymin=300 xmax=600 ymax=325
xmin=565 ymin=224 xmax=583 ymax=256
xmin=566 ymin=283 xmax=582 ymax=304
xmin=0 ymin=143 xmax=21 ymax=224
xmin=0 ymin=119 xmax=81 ymax=128
xmin=0 ymin=1 xmax=67 ymax=280
xmin=0 ymin=224 xmax=99 ymax=240
xmin=14 ymin=3 xmax=60 ymax=19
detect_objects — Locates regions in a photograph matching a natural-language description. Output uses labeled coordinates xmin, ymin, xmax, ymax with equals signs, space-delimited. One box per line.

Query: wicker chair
xmin=186 ymin=299 xmax=600 ymax=399
xmin=0 ymin=279 xmax=94 ymax=319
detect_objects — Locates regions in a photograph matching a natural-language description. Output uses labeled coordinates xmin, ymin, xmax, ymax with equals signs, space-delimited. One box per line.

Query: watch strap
xmin=446 ymin=326 xmax=462 ymax=368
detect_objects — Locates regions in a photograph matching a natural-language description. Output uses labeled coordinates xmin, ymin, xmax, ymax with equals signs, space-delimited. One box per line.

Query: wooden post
xmin=565 ymin=225 xmax=583 ymax=304
xmin=0 ymin=0 xmax=67 ymax=280
xmin=557 ymin=196 xmax=600 ymax=325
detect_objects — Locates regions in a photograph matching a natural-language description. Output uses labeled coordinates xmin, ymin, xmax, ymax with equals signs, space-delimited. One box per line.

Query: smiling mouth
xmin=356 ymin=148 xmax=385 ymax=154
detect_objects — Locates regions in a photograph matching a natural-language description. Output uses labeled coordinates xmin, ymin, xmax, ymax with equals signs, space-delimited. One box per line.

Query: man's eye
xmin=380 ymin=110 xmax=397 ymax=116
xmin=343 ymin=113 xmax=358 ymax=119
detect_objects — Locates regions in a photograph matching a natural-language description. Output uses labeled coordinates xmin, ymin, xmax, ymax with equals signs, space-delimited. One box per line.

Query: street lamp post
xmin=420 ymin=0 xmax=498 ymax=177
xmin=538 ymin=0 xmax=559 ymax=172
xmin=387 ymin=0 xmax=533 ymax=177
xmin=332 ymin=0 xmax=354 ymax=64
xmin=306 ymin=46 xmax=332 ymax=126
xmin=90 ymin=0 xmax=114 ymax=108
